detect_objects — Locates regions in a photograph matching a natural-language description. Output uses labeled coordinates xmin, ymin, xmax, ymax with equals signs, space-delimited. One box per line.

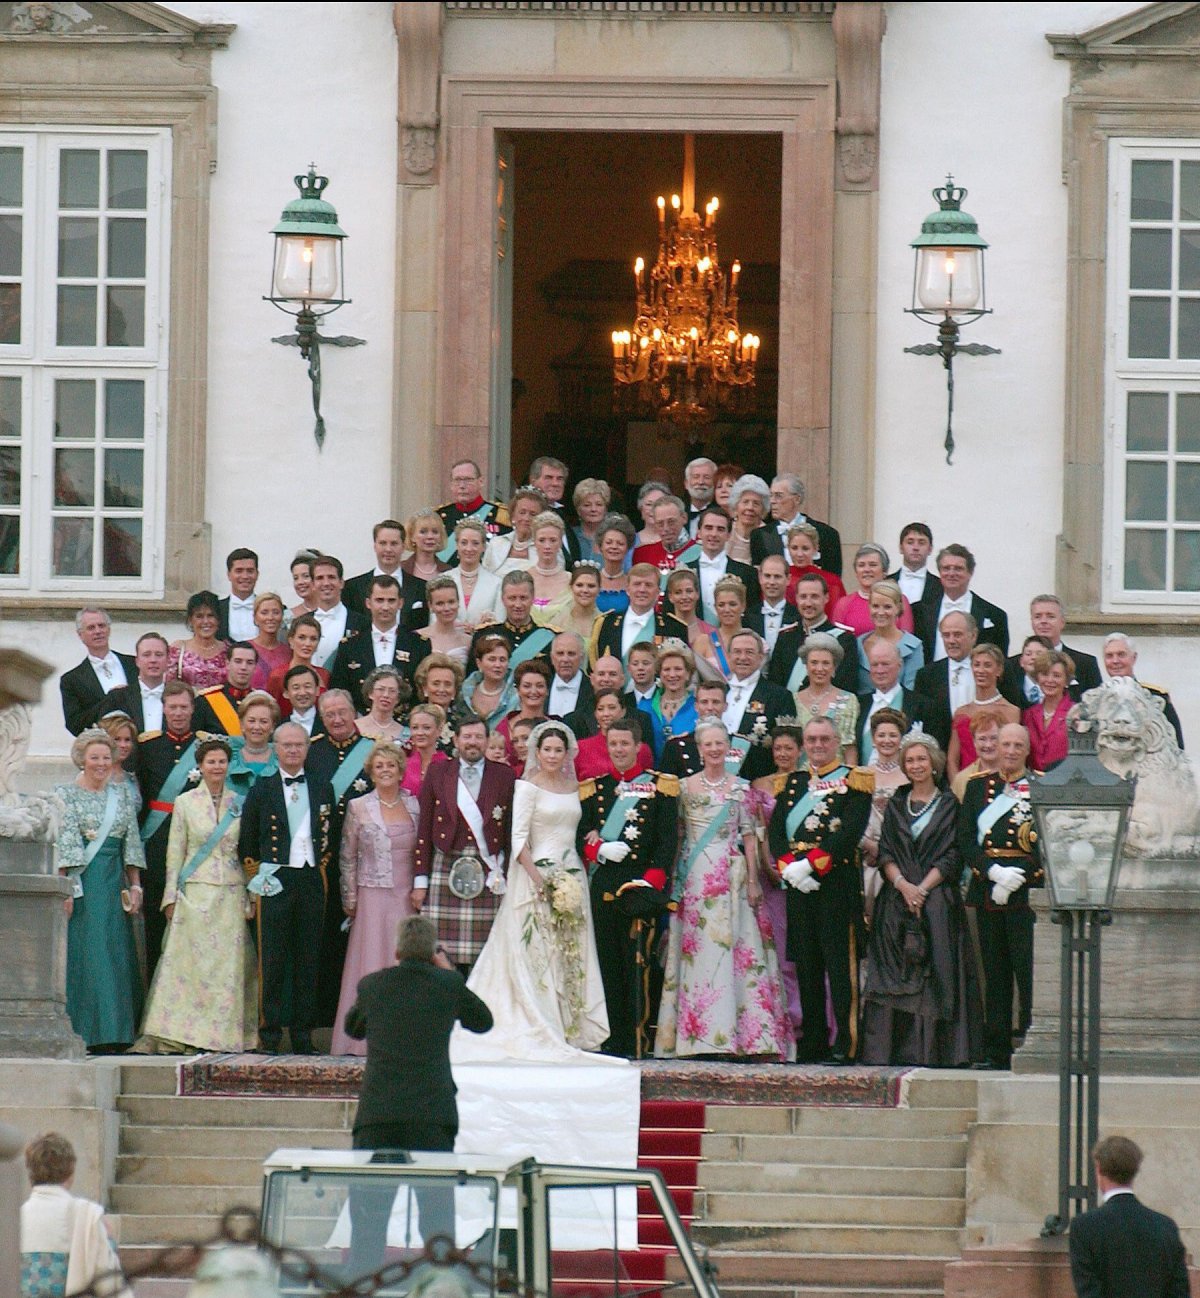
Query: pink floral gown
xmin=655 ymin=781 xmax=793 ymax=1060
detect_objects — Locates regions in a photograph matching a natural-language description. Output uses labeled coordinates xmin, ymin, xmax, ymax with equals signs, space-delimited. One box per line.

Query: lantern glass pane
xmin=1036 ymin=806 xmax=1125 ymax=908
xmin=915 ymin=246 xmax=982 ymax=312
xmin=273 ymin=234 xmax=340 ymax=301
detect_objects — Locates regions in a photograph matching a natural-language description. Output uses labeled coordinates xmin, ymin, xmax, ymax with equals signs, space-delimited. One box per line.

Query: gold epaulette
xmin=197 ymin=684 xmax=224 ymax=697
xmin=772 ymin=771 xmax=790 ymax=796
xmin=494 ymin=503 xmax=511 ymax=526
xmin=138 ymin=730 xmax=162 ymax=742
xmin=656 ymin=772 xmax=680 ymax=796
xmin=847 ymin=766 xmax=875 ymax=794
xmin=579 ymin=778 xmax=596 ymax=800
xmin=1141 ymin=681 xmax=1169 ymax=695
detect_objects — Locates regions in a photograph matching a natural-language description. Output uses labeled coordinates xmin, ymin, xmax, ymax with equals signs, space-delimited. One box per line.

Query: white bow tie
xmin=699 ymin=556 xmax=724 ymax=568
xmin=141 ymin=684 xmax=163 ymax=698
xmin=314 ymin=608 xmax=337 ymax=622
xmin=873 ymin=689 xmax=896 ymax=705
xmin=943 ymin=596 xmax=970 ymax=610
xmin=230 ymin=597 xmax=255 ymax=610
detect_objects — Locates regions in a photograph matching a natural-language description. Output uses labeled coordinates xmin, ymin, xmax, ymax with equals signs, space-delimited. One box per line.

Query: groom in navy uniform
xmin=239 ymin=721 xmax=335 ymax=1055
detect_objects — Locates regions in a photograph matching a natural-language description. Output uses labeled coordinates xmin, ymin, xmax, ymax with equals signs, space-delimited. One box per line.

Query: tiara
xmin=572 ymin=560 xmax=601 ymax=574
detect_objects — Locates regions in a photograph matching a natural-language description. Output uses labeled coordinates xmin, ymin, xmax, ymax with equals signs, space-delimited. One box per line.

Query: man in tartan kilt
xmin=414 ymin=714 xmax=516 ymax=974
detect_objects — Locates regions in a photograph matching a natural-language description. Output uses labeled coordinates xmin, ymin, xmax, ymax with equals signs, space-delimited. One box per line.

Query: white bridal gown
xmin=451 ymin=780 xmax=609 ymax=1063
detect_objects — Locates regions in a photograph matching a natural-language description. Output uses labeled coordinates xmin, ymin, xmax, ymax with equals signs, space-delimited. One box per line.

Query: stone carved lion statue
xmin=1074 ymin=678 xmax=1200 ymax=858
xmin=0 ymin=703 xmax=61 ymax=841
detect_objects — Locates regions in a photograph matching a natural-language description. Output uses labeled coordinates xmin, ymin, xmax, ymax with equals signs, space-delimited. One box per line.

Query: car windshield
xmin=262 ymin=1166 xmax=500 ymax=1296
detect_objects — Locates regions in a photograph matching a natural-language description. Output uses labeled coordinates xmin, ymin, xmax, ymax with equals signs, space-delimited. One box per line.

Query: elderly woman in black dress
xmin=860 ymin=730 xmax=981 ymax=1067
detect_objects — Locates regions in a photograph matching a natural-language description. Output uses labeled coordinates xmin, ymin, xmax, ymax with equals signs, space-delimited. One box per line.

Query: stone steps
xmin=116 ymin=1094 xmax=357 ymax=1128
xmin=700 ymin=1190 xmax=965 ymax=1228
xmin=702 ymin=1133 xmax=968 ymax=1169
xmin=701 ymin=1161 xmax=966 ymax=1197
xmin=120 ymin=1124 xmax=352 ymax=1157
xmin=691 ymin=1222 xmax=965 ymax=1258
xmin=706 ymin=1105 xmax=973 ymax=1138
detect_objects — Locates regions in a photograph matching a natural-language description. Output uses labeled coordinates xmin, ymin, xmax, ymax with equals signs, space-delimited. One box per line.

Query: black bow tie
xmin=283 ymin=774 xmax=306 ymax=787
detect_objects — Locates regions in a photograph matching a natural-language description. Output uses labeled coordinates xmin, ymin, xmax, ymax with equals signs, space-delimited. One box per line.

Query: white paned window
xmin=0 ymin=128 xmax=169 ymax=594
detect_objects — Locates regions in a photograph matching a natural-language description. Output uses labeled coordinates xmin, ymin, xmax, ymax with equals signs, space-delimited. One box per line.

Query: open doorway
xmin=504 ymin=130 xmax=782 ymax=510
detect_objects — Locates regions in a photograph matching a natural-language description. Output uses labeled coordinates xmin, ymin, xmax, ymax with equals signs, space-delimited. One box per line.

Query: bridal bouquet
xmin=529 ymin=858 xmax=587 ymax=1039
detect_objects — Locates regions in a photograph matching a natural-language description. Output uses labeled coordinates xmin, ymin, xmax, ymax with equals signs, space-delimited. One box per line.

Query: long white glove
xmin=781 ymin=860 xmax=814 ymax=889
xmin=988 ymin=863 xmax=1026 ymax=891
xmin=791 ymin=874 xmax=820 ymax=894
xmin=597 ymin=841 xmax=632 ymax=864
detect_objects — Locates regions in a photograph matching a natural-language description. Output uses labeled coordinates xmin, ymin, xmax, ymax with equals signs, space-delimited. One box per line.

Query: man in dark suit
xmin=590 ymin=564 xmax=687 ymax=667
xmin=768 ymin=574 xmax=857 ymax=695
xmin=577 ymin=719 xmax=679 ymax=1056
xmin=215 ymin=547 xmax=259 ymax=643
xmin=309 ymin=554 xmax=371 ymax=679
xmin=60 ymin=607 xmax=137 ymax=735
xmin=192 ymin=642 xmax=257 ymax=736
xmin=135 ymin=681 xmax=201 ymax=981
xmin=682 ymin=506 xmax=758 ymax=622
xmin=343 ymin=914 xmax=493 ymax=1277
xmin=238 ymin=721 xmax=335 ymax=1054
xmin=1001 ymin=594 xmax=1103 ymax=707
xmin=888 ymin=522 xmax=943 ymax=611
xmin=105 ymin=632 xmax=169 ymax=735
xmin=749 ymin=473 xmax=843 ymax=578
xmin=744 ymin=554 xmax=799 ymax=654
xmin=722 ymin=630 xmax=795 ymax=781
xmin=547 ymin=632 xmax=594 ymax=720
xmin=566 ymin=654 xmax=636 ymax=740
xmin=913 ymin=544 xmax=1009 ymax=661
xmin=469 ymin=571 xmax=556 ymax=664
xmin=855 ymin=638 xmax=938 ymax=758
xmin=343 ymin=520 xmax=429 ymax=630
xmin=330 ymin=574 xmax=430 ymax=707
xmin=913 ymin=611 xmax=979 ymax=749
xmin=1101 ymin=632 xmax=1185 ymax=750
xmin=1069 ymin=1135 xmax=1189 ymax=1298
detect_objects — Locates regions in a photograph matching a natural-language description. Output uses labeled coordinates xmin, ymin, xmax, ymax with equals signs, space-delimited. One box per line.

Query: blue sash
xmin=709 ymin=632 xmax=730 ymax=678
xmin=658 ymin=543 xmax=703 ymax=589
xmin=177 ymin=795 xmax=244 ymax=889
xmin=330 ymin=736 xmax=375 ymax=804
xmin=140 ymin=741 xmax=198 ymax=842
xmin=784 ymin=766 xmax=849 ymax=841
xmin=285 ymin=780 xmax=311 ymax=841
xmin=909 ymin=795 xmax=940 ymax=839
xmin=84 ymin=785 xmax=120 ymax=867
xmin=977 ymin=790 xmax=1018 ymax=846
xmin=786 ymin=653 xmax=808 ymax=693
xmin=510 ymin=627 xmax=554 ymax=667
xmin=623 ymin=616 xmax=656 ymax=662
xmin=438 ymin=500 xmax=492 ymax=563
xmin=673 ymin=798 xmax=733 ymax=903
xmin=600 ymin=784 xmax=651 ymax=841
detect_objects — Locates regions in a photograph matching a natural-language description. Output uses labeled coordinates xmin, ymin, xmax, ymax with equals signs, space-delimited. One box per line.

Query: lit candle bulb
xmin=671 ymin=194 xmax=681 ymax=211
xmin=634 ymin=256 xmax=644 ymax=290
xmin=731 ymin=261 xmax=741 ymax=290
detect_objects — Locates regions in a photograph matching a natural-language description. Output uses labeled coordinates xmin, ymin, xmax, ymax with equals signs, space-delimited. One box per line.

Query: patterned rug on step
xmin=177 ymin=1054 xmax=912 ymax=1106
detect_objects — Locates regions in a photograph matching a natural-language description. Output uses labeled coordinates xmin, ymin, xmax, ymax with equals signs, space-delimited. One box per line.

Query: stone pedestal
xmin=0 ymin=840 xmax=83 ymax=1059
xmin=945 ymin=1239 xmax=1200 ymax=1298
xmin=0 ymin=1122 xmax=22 ymax=1298
xmin=1015 ymin=857 xmax=1200 ymax=1076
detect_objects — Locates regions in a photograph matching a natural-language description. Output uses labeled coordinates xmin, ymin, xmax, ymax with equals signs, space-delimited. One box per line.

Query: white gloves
xmin=782 ymin=860 xmax=820 ymax=893
xmin=598 ymin=841 xmax=632 ymax=864
xmin=987 ymin=863 xmax=1026 ymax=906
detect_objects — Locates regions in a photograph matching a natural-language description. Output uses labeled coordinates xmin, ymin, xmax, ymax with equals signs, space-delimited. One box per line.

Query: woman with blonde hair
xmin=97 ymin=712 xmax=140 ymax=812
xmin=402 ymin=703 xmax=449 ymax=796
xmin=640 ymin=640 xmax=699 ymax=760
xmin=832 ymin=543 xmax=915 ymax=638
xmin=693 ymin=574 xmax=749 ymax=679
xmin=402 ymin=508 xmax=450 ymax=584
xmin=417 ymin=575 xmax=472 ymax=663
xmin=331 ymin=740 xmax=420 ymax=1056
xmin=946 ymin=643 xmax=1021 ymax=780
xmin=413 ymin=652 xmax=465 ymax=719
xmin=572 ymin=477 xmax=612 ymax=562
xmin=136 ymin=735 xmax=257 ymax=1053
xmin=448 ymin=518 xmax=502 ymax=630
xmin=855 ymin=579 xmax=925 ymax=691
xmin=529 ymin=510 xmax=572 ymax=621
xmin=227 ymin=691 xmax=280 ymax=792
xmin=249 ymin=592 xmax=291 ymax=688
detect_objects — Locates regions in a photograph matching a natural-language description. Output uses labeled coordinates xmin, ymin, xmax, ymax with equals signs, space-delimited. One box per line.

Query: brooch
xmin=352 ymin=778 xmax=368 ymax=793
xmin=347 ymin=661 xmax=362 ymax=672
xmin=491 ymin=805 xmax=504 ymax=822
xmin=624 ymin=825 xmax=641 ymax=841
xmin=804 ymin=814 xmax=820 ymax=831
xmin=187 ymin=768 xmax=201 ymax=782
xmin=829 ymin=817 xmax=842 ymax=832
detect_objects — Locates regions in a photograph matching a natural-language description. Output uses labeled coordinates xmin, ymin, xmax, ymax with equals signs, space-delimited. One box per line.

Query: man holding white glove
xmin=767 ymin=716 xmax=874 ymax=1063
xmin=578 ymin=718 xmax=679 ymax=1057
xmin=957 ymin=723 xmax=1043 ymax=1070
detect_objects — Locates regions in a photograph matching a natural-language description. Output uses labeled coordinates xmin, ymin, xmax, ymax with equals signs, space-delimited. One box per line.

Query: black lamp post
xmin=904 ymin=176 xmax=1000 ymax=464
xmin=1029 ymin=724 xmax=1136 ymax=1236
xmin=265 ymin=166 xmax=364 ymax=449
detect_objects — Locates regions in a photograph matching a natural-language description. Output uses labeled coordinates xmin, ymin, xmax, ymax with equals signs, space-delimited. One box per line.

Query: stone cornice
xmin=445 ymin=1 xmax=833 ymax=17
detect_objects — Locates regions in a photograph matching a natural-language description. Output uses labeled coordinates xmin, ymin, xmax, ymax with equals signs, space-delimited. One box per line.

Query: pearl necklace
xmin=873 ymin=758 xmax=900 ymax=772
xmin=534 ymin=562 xmax=563 ymax=576
xmin=699 ymin=771 xmax=728 ymax=792
xmin=975 ymin=693 xmax=1003 ymax=705
xmin=906 ymin=789 xmax=939 ymax=817
xmin=378 ymin=793 xmax=402 ymax=809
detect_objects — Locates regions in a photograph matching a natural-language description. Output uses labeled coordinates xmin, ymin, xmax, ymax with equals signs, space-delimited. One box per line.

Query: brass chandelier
xmin=612 ymin=134 xmax=759 ymax=430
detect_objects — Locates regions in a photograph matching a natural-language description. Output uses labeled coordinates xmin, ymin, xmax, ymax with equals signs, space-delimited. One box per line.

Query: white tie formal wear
xmin=621 ymin=609 xmax=653 ymax=661
xmin=722 ymin=670 xmax=760 ymax=733
xmin=312 ymin=605 xmax=348 ymax=668
xmin=698 ymin=553 xmax=727 ymax=621
xmin=139 ymin=682 xmax=164 ymax=733
xmin=896 ymin=566 xmax=928 ymax=606
xmin=932 ymin=595 xmax=972 ymax=661
xmin=948 ymin=659 xmax=975 ymax=712
xmin=549 ymin=673 xmax=582 ymax=717
xmin=88 ymin=652 xmax=127 ymax=690
xmin=760 ymin=602 xmax=787 ymax=655
xmin=292 ymin=707 xmax=316 ymax=735
xmin=227 ymin=595 xmax=257 ymax=641
xmin=372 ymin=628 xmax=396 ymax=667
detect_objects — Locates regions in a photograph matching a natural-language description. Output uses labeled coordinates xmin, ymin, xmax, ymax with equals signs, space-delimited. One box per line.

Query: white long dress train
xmin=451 ymin=781 xmax=609 ymax=1063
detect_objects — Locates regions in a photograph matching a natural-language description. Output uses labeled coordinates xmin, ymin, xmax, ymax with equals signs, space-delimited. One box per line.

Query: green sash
xmin=510 ymin=627 xmax=554 ymax=667
xmin=285 ymin=779 xmax=311 ymax=840
xmin=330 ymin=736 xmax=375 ymax=804
xmin=177 ymin=795 xmax=244 ymax=889
xmin=672 ymin=798 xmax=733 ymax=902
xmin=84 ymin=784 xmax=120 ymax=867
xmin=140 ymin=740 xmax=198 ymax=842
xmin=600 ymin=783 xmax=653 ymax=841
xmin=438 ymin=500 xmax=493 ymax=562
xmin=784 ymin=765 xmax=849 ymax=841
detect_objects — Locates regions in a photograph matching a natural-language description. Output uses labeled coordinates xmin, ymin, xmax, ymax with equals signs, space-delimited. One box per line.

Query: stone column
xmin=0 ymin=1122 xmax=21 ymax=1298
xmin=0 ymin=648 xmax=82 ymax=1060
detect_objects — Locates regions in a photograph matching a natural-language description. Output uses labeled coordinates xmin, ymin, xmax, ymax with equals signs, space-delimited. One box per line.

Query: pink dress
xmin=330 ymin=791 xmax=418 ymax=1056
xmin=250 ymin=641 xmax=292 ymax=691
xmin=401 ymin=748 xmax=448 ymax=797
xmin=168 ymin=644 xmax=229 ymax=690
xmin=830 ymin=590 xmax=915 ymax=636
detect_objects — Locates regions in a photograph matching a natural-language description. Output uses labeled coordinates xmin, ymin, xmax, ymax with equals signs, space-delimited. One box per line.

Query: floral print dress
xmin=655 ymin=781 xmax=793 ymax=1059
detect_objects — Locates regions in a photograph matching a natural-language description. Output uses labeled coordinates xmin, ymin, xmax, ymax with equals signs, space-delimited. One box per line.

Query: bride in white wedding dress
xmin=451 ymin=720 xmax=610 ymax=1063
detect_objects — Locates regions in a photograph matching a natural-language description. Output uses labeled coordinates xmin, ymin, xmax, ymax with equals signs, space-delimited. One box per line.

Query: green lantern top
xmin=911 ymin=177 xmax=988 ymax=250
xmin=271 ymin=167 xmax=347 ymax=240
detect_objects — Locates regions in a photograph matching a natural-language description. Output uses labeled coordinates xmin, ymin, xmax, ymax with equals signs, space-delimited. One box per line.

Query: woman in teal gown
xmin=57 ymin=728 xmax=145 ymax=1052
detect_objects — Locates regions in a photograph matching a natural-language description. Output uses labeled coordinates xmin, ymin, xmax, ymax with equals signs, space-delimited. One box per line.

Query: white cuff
xmin=413 ymin=875 xmax=429 ymax=889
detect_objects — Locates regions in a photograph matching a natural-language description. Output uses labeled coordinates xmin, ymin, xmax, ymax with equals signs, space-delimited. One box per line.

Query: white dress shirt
xmin=139 ymin=680 xmax=164 ymax=733
xmin=759 ymin=601 xmax=789 ymax=655
xmin=1100 ymin=1187 xmax=1135 ymax=1205
xmin=933 ymin=594 xmax=973 ymax=661
xmin=549 ymin=671 xmax=583 ymax=717
xmin=282 ymin=774 xmax=314 ymax=867
xmin=88 ymin=652 xmax=127 ymax=690
xmin=291 ymin=706 xmax=316 ymax=736
xmin=947 ymin=658 xmax=975 ymax=712
xmin=896 ymin=565 xmax=930 ymax=606
xmin=227 ymin=594 xmax=257 ymax=641
xmin=621 ymin=608 xmax=654 ymax=660
xmin=868 ymin=684 xmax=902 ymax=721
xmin=371 ymin=625 xmax=397 ymax=667
xmin=697 ymin=552 xmax=728 ymax=622
xmin=723 ymin=669 xmax=761 ymax=732
xmin=630 ymin=685 xmax=657 ymax=705
xmin=312 ymin=603 xmax=349 ymax=668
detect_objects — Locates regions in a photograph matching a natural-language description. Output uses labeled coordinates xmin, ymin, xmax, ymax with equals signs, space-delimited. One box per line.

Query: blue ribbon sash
xmin=784 ymin=766 xmax=849 ymax=841
xmin=177 ymin=795 xmax=244 ymax=889
xmin=83 ymin=784 xmax=120 ymax=867
xmin=438 ymin=500 xmax=493 ymax=562
xmin=510 ymin=627 xmax=555 ymax=667
xmin=330 ymin=736 xmax=375 ymax=804
xmin=140 ymin=741 xmax=198 ymax=842
xmin=600 ymin=785 xmax=652 ymax=841
xmin=976 ymin=791 xmax=1018 ymax=846
xmin=673 ymin=798 xmax=734 ymax=903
